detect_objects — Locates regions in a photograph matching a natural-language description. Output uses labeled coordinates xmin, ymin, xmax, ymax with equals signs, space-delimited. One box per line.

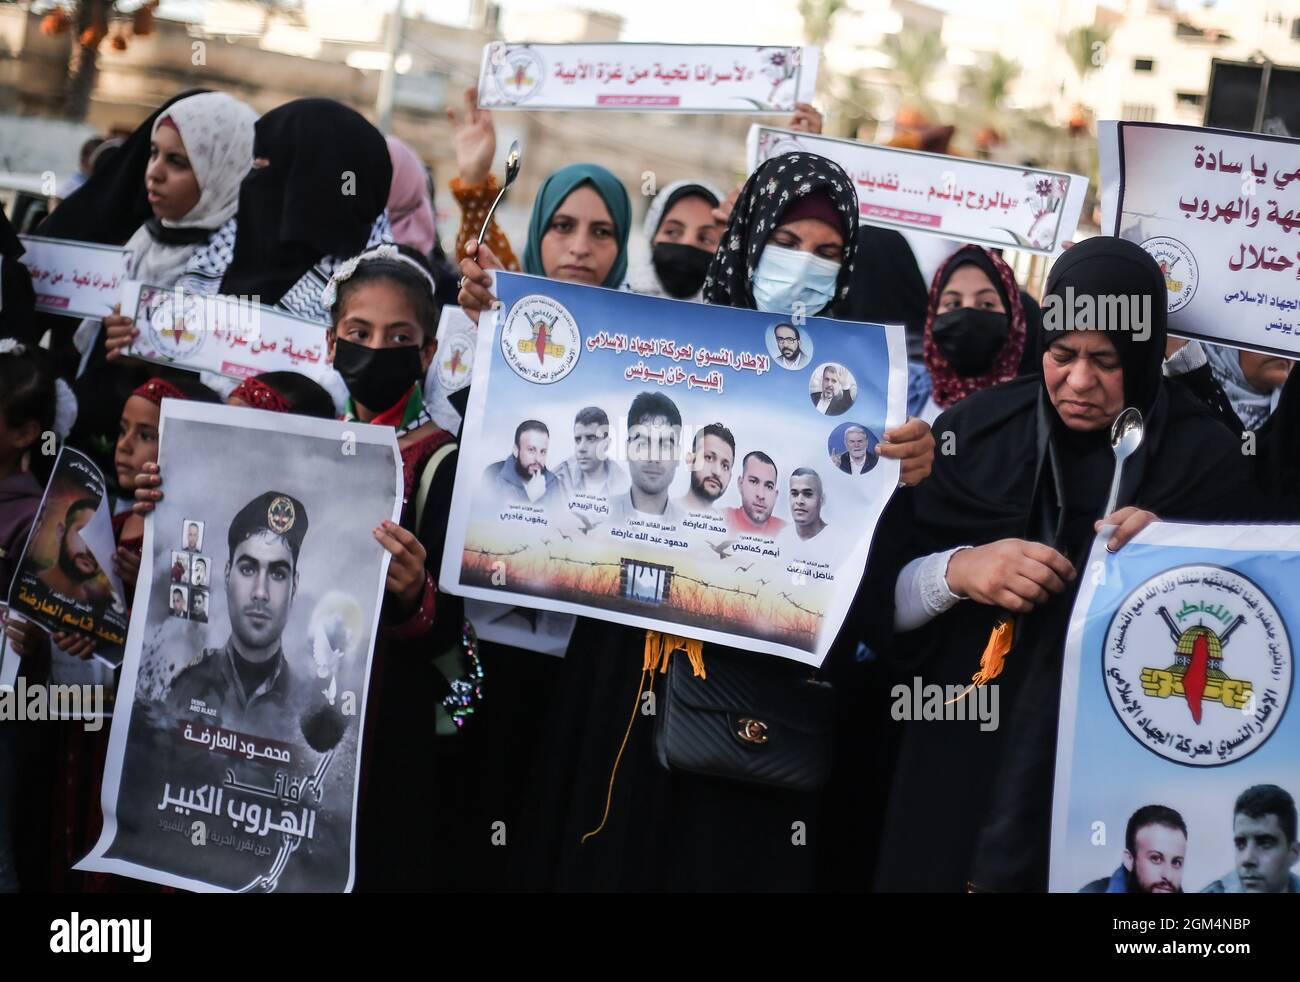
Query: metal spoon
xmin=1102 ymin=407 xmax=1145 ymax=518
xmin=476 ymin=139 xmax=521 ymax=246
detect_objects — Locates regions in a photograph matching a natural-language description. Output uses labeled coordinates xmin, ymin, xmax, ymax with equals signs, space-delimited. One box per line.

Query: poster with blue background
xmin=441 ymin=272 xmax=906 ymax=665
xmin=1052 ymin=522 xmax=1300 ymax=894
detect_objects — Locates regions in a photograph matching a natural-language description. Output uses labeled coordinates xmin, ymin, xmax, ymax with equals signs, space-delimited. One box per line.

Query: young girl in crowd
xmin=226 ymin=372 xmax=337 ymax=419
xmin=133 ymin=246 xmax=472 ymax=888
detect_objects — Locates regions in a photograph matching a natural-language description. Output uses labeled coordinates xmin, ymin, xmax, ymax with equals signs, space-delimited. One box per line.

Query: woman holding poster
xmin=501 ymin=152 xmax=935 ymax=892
xmin=868 ymin=236 xmax=1270 ymax=893
xmin=456 ymin=160 xmax=635 ymax=887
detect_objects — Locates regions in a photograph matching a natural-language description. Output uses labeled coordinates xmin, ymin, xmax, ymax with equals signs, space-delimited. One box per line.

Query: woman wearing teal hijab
xmin=458 ymin=162 xmax=631 ymax=317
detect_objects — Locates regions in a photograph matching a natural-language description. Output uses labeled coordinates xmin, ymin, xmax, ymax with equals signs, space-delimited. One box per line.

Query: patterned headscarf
xmin=923 ymin=245 xmax=1027 ymax=409
xmin=701 ymin=152 xmax=858 ymax=310
xmin=122 ymin=92 xmax=257 ymax=284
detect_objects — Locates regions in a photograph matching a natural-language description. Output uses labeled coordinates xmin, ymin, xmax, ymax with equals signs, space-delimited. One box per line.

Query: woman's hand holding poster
xmin=1052 ymin=522 xmax=1300 ymax=894
xmin=440 ymin=272 xmax=907 ymax=666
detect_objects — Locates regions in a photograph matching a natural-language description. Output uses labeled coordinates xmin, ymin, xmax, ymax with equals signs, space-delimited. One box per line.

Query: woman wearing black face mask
xmin=626 ymin=180 xmax=726 ymax=301
xmin=918 ymin=245 xmax=1027 ymax=425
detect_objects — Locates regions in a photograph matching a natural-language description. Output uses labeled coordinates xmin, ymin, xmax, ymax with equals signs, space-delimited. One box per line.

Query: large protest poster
xmin=6 ymin=447 xmax=128 ymax=667
xmin=1051 ymin=523 xmax=1300 ymax=894
xmin=1100 ymin=120 xmax=1300 ymax=358
xmin=78 ymin=401 xmax=400 ymax=892
xmin=478 ymin=42 xmax=818 ymax=113
xmin=17 ymin=235 xmax=128 ymax=319
xmin=121 ymin=282 xmax=335 ymax=384
xmin=440 ymin=272 xmax=906 ymax=666
xmin=748 ymin=126 xmax=1088 ymax=255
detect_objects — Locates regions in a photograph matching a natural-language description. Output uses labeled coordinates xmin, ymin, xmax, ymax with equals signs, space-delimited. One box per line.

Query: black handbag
xmin=653 ymin=648 xmax=835 ymax=794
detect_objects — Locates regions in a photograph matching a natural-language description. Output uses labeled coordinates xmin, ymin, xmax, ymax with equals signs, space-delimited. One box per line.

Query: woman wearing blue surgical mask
xmin=703 ymin=151 xmax=934 ymax=484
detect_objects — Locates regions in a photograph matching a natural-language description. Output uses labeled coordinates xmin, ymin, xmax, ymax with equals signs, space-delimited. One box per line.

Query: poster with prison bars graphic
xmin=1051 ymin=523 xmax=1300 ymax=894
xmin=440 ymin=272 xmax=907 ymax=666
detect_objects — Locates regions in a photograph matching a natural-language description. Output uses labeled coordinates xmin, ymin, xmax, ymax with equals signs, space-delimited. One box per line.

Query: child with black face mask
xmin=134 ymin=245 xmax=481 ymax=888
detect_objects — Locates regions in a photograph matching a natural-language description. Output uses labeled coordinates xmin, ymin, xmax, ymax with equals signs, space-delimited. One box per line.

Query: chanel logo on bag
xmin=735 ymin=718 xmax=769 ymax=745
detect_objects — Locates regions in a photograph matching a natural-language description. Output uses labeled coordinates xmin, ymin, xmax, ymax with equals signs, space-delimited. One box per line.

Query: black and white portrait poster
xmin=78 ymin=401 xmax=400 ymax=892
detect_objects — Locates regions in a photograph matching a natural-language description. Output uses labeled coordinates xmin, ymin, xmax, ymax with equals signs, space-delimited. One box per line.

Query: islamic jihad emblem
xmin=267 ymin=496 xmax=296 ymax=535
xmin=1103 ymin=564 xmax=1291 ymax=766
xmin=1140 ymin=604 xmax=1252 ymax=724
xmin=516 ymin=313 xmax=566 ymax=366
xmin=500 ymin=294 xmax=581 ymax=385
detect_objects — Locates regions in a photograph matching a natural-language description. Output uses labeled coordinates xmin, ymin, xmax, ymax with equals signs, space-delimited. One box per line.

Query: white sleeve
xmin=1162 ymin=339 xmax=1207 ymax=377
xmin=893 ymin=546 xmax=972 ymax=633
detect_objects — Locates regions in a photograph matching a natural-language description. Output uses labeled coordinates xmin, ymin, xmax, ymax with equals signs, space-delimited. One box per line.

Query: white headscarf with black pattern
xmin=701 ymin=152 xmax=858 ymax=311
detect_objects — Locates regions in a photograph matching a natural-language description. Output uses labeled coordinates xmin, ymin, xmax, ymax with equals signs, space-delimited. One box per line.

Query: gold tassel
xmin=581 ymin=631 xmax=706 ymax=844
xmin=945 ymin=616 xmax=1015 ymax=706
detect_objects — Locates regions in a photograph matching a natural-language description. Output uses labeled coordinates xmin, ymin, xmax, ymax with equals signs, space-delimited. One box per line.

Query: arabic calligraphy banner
xmin=440 ymin=272 xmax=907 ymax=665
xmin=1101 ymin=120 xmax=1300 ymax=358
xmin=121 ymin=281 xmax=334 ymax=383
xmin=78 ymin=401 xmax=401 ymax=892
xmin=477 ymin=43 xmax=818 ymax=113
xmin=17 ymin=235 xmax=127 ymax=319
xmin=6 ymin=447 xmax=129 ymax=667
xmin=747 ymin=126 xmax=1088 ymax=255
xmin=1050 ymin=523 xmax=1300 ymax=893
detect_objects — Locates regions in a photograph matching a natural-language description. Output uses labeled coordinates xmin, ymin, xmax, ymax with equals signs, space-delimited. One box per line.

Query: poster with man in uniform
xmin=79 ymin=401 xmax=400 ymax=892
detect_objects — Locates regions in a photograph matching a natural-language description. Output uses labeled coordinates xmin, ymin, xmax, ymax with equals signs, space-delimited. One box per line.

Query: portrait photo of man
xmin=183 ymin=520 xmax=204 ymax=552
xmin=788 ymin=468 xmax=828 ymax=541
xmin=483 ymin=420 xmax=561 ymax=506
xmin=554 ymin=406 xmax=630 ymax=498
xmin=170 ymin=586 xmax=189 ymax=620
xmin=37 ymin=497 xmax=112 ymax=605
xmin=725 ymin=451 xmax=786 ymax=537
xmin=191 ymin=556 xmax=210 ymax=588
xmin=610 ymin=392 xmax=685 ymax=525
xmin=677 ymin=422 xmax=735 ymax=514
xmin=170 ymin=551 xmax=190 ymax=584
xmin=169 ymin=491 xmax=311 ymax=735
xmin=833 ymin=425 xmax=878 ymax=476
xmin=1079 ymin=804 xmax=1187 ymax=894
xmin=810 ymin=364 xmax=855 ymax=416
xmin=772 ymin=322 xmax=811 ymax=371
xmin=1202 ymin=785 xmax=1300 ymax=893
xmin=189 ymin=589 xmax=209 ymax=624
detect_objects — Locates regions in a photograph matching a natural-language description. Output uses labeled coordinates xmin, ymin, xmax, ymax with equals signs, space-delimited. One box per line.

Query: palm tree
xmin=798 ymin=0 xmax=847 ymax=47
xmin=961 ymin=52 xmax=1020 ymax=115
xmin=882 ymin=29 xmax=944 ymax=116
xmin=38 ymin=0 xmax=297 ymax=120
xmin=1062 ymin=24 xmax=1114 ymax=94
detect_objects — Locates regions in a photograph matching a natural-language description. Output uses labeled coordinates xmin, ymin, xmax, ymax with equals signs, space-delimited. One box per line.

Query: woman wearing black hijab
xmin=524 ymin=154 xmax=934 ymax=893
xmin=180 ymin=98 xmax=394 ymax=324
xmin=865 ymin=236 xmax=1266 ymax=892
